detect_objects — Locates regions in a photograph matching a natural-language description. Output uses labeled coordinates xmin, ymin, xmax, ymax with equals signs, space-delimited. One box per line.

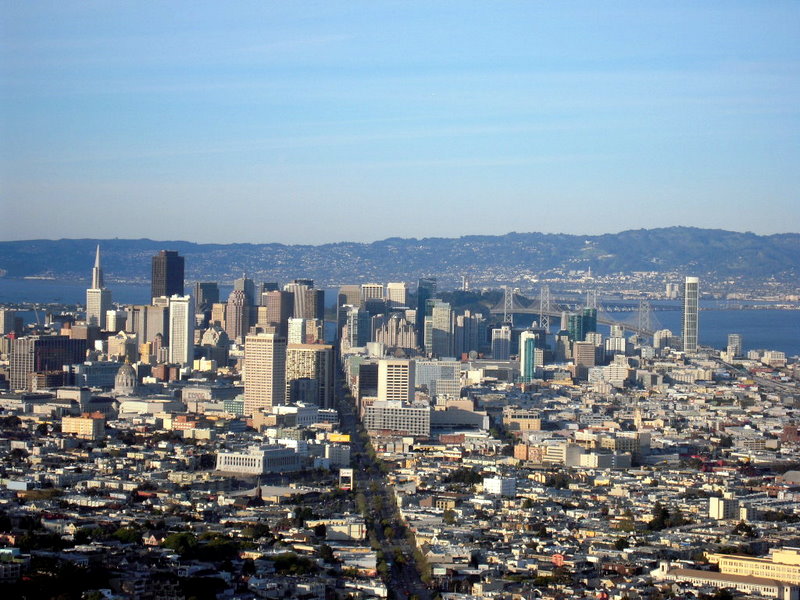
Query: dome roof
xmin=114 ymin=362 xmax=137 ymax=395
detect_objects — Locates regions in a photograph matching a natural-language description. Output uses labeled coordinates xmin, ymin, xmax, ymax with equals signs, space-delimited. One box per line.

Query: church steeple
xmin=91 ymin=244 xmax=104 ymax=289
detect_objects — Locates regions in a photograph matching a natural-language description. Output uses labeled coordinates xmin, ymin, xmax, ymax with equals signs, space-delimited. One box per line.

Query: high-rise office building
xmin=361 ymin=283 xmax=383 ymax=303
xmin=10 ymin=336 xmax=86 ymax=391
xmin=284 ymin=280 xmax=324 ymax=321
xmin=374 ymin=314 xmax=416 ymax=351
xmin=86 ymin=289 xmax=112 ymax=331
xmin=519 ymin=330 xmax=538 ymax=383
xmin=168 ymin=295 xmax=194 ymax=366
xmin=568 ymin=313 xmax=582 ymax=342
xmin=652 ymin=329 xmax=674 ymax=351
xmin=284 ymin=280 xmax=310 ymax=320
xmin=344 ymin=306 xmax=372 ymax=348
xmin=210 ymin=302 xmax=227 ymax=329
xmin=259 ymin=290 xmax=293 ymax=337
xmin=416 ymin=278 xmax=436 ymax=348
xmin=307 ymin=288 xmax=325 ymax=321
xmin=567 ymin=307 xmax=597 ymax=342
xmin=287 ymin=317 xmax=307 ymax=345
xmin=105 ymin=310 xmax=126 ymax=333
xmin=243 ymin=333 xmax=287 ymax=415
xmin=234 ymin=275 xmax=256 ymax=306
xmin=337 ymin=284 xmax=362 ymax=340
xmin=285 ymin=343 xmax=334 ymax=408
xmin=554 ymin=330 xmax=572 ymax=362
xmin=126 ymin=304 xmax=169 ymax=345
xmin=364 ymin=297 xmax=387 ymax=318
xmin=430 ymin=301 xmax=454 ymax=357
xmin=386 ymin=282 xmax=408 ymax=308
xmin=454 ymin=310 xmax=486 ymax=357
xmin=194 ymin=282 xmax=219 ymax=311
xmin=361 ymin=283 xmax=385 ymax=303
xmin=86 ymin=245 xmax=112 ymax=330
xmin=491 ymin=325 xmax=512 ymax=360
xmin=0 ymin=309 xmax=17 ymax=335
xmin=727 ymin=333 xmax=742 ymax=357
xmin=682 ymin=276 xmax=700 ymax=353
xmin=151 ymin=250 xmax=184 ymax=300
xmin=224 ymin=289 xmax=250 ymax=342
xmin=665 ymin=282 xmax=680 ymax=299
xmin=415 ymin=359 xmax=461 ymax=399
xmin=377 ymin=359 xmax=415 ymax=403
xmin=338 ymin=285 xmax=362 ymax=308
xmin=573 ymin=341 xmax=596 ymax=380
xmin=363 ymin=401 xmax=430 ymax=437
xmin=604 ymin=335 xmax=629 ymax=360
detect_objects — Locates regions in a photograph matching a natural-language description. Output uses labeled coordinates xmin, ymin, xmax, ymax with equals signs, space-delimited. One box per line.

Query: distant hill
xmin=0 ymin=227 xmax=797 ymax=287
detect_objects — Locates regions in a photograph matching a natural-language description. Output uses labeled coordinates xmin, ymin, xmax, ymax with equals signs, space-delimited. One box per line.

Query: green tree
xmin=113 ymin=526 xmax=141 ymax=544
xmin=162 ymin=531 xmax=198 ymax=556
xmin=733 ymin=521 xmax=757 ymax=538
xmin=9 ymin=448 xmax=28 ymax=464
xmin=443 ymin=467 xmax=482 ymax=485
xmin=241 ymin=522 xmax=271 ymax=539
xmin=0 ymin=415 xmax=21 ymax=429
xmin=319 ymin=543 xmax=335 ymax=563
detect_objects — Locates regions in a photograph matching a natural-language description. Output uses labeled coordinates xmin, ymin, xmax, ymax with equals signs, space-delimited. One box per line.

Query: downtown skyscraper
xmin=168 ymin=295 xmax=195 ymax=366
xmin=151 ymin=250 xmax=184 ymax=300
xmin=86 ymin=245 xmax=111 ymax=330
xmin=416 ymin=277 xmax=436 ymax=348
xmin=682 ymin=276 xmax=700 ymax=353
xmin=243 ymin=332 xmax=287 ymax=416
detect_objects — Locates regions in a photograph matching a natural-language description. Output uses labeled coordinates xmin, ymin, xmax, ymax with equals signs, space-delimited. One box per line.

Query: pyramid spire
xmin=91 ymin=244 xmax=104 ymax=289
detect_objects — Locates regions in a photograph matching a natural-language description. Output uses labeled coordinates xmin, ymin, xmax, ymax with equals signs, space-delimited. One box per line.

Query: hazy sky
xmin=2 ymin=1 xmax=798 ymax=244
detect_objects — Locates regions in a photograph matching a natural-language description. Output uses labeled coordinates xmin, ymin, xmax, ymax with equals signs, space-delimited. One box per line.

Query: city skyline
xmin=3 ymin=2 xmax=799 ymax=243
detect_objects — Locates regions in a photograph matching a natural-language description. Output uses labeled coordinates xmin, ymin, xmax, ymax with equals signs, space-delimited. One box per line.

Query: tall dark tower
xmin=151 ymin=250 xmax=184 ymax=300
xmin=416 ymin=277 xmax=436 ymax=348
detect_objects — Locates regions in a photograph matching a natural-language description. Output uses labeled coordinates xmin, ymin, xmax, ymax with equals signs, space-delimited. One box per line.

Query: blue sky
xmin=2 ymin=1 xmax=798 ymax=243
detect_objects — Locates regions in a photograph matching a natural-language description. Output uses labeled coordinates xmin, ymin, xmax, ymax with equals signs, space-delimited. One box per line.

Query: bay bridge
xmin=487 ymin=288 xmax=667 ymax=338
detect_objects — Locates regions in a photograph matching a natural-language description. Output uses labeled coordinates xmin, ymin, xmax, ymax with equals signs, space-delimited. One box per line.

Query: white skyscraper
xmin=386 ymin=282 xmax=408 ymax=308
xmin=361 ymin=283 xmax=385 ymax=303
xmin=491 ymin=325 xmax=512 ymax=360
xmin=287 ymin=317 xmax=307 ymax=344
xmin=727 ymin=333 xmax=742 ymax=357
xmin=377 ymin=359 xmax=416 ymax=403
xmin=244 ymin=333 xmax=287 ymax=415
xmin=86 ymin=245 xmax=112 ymax=330
xmin=682 ymin=276 xmax=699 ymax=353
xmin=430 ymin=301 xmax=454 ymax=357
xmin=168 ymin=295 xmax=195 ymax=365
xmin=285 ymin=343 xmax=334 ymax=407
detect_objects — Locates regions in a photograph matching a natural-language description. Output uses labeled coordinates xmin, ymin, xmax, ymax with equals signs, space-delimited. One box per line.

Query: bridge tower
xmin=637 ymin=299 xmax=653 ymax=340
xmin=503 ymin=285 xmax=514 ymax=326
xmin=539 ymin=285 xmax=551 ymax=334
xmin=586 ymin=289 xmax=598 ymax=310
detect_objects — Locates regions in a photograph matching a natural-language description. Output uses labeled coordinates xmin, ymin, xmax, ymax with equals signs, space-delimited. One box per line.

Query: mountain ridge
xmin=1 ymin=227 xmax=798 ymax=287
